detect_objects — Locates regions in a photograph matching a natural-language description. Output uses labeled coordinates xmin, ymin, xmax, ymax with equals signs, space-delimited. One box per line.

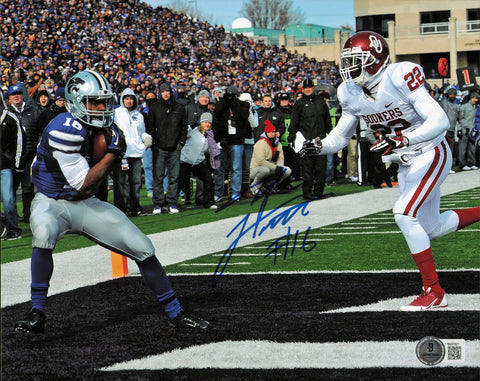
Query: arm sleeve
xmin=403 ymin=89 xmax=449 ymax=145
xmin=320 ymin=112 xmax=358 ymax=154
xmin=52 ymin=150 xmax=90 ymax=190
xmin=288 ymin=103 xmax=300 ymax=142
xmin=145 ymin=108 xmax=154 ymax=136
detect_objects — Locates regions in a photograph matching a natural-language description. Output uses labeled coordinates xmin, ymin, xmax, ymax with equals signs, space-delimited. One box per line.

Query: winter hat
xmin=37 ymin=89 xmax=50 ymax=99
xmin=303 ymin=78 xmax=315 ymax=88
xmin=470 ymin=92 xmax=479 ymax=99
xmin=213 ymin=87 xmax=223 ymax=95
xmin=226 ymin=85 xmax=240 ymax=96
xmin=7 ymin=84 xmax=22 ymax=96
xmin=445 ymin=87 xmax=457 ymax=95
xmin=264 ymin=120 xmax=276 ymax=133
xmin=197 ymin=89 xmax=210 ymax=99
xmin=54 ymin=87 xmax=65 ymax=100
xmin=159 ymin=82 xmax=170 ymax=93
xmin=199 ymin=112 xmax=213 ymax=124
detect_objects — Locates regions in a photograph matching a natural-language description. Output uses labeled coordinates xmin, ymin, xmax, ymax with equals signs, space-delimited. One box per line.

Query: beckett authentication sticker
xmin=416 ymin=336 xmax=445 ymax=366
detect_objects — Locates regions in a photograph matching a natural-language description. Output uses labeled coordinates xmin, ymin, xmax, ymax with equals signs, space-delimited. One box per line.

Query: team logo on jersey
xmin=369 ymin=35 xmax=383 ymax=54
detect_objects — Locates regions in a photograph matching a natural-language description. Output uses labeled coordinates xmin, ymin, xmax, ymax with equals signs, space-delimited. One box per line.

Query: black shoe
xmin=168 ymin=311 xmax=211 ymax=330
xmin=14 ymin=309 xmax=46 ymax=333
xmin=3 ymin=231 xmax=22 ymax=240
xmin=132 ymin=209 xmax=147 ymax=217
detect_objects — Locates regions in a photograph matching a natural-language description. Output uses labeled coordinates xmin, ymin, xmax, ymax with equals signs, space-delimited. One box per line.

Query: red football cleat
xmin=400 ymin=287 xmax=448 ymax=311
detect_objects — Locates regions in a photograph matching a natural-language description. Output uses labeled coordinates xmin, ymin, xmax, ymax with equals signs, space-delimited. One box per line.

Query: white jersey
xmin=322 ymin=62 xmax=449 ymax=156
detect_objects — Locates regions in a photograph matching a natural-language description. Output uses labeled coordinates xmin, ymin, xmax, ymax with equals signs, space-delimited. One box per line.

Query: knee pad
xmin=31 ymin=217 xmax=59 ymax=250
xmin=394 ymin=213 xmax=430 ymax=253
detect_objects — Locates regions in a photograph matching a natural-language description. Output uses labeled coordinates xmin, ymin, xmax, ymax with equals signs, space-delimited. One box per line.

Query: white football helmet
xmin=65 ymin=70 xmax=115 ymax=128
xmin=340 ymin=31 xmax=390 ymax=88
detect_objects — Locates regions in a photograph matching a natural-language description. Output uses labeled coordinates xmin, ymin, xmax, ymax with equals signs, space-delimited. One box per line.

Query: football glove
xmin=298 ymin=137 xmax=322 ymax=157
xmin=105 ymin=125 xmax=126 ymax=158
xmin=274 ymin=166 xmax=285 ymax=177
xmin=370 ymin=135 xmax=409 ymax=155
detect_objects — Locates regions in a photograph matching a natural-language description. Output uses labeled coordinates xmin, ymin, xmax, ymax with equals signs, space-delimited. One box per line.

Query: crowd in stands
xmin=1 ymin=0 xmax=479 ymax=240
xmin=0 ymin=0 xmax=340 ymax=100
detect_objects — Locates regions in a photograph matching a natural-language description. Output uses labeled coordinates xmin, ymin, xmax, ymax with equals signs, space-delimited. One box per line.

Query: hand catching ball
xmin=92 ymin=129 xmax=111 ymax=163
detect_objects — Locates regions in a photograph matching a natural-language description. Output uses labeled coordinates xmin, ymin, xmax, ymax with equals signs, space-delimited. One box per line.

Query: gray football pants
xmin=30 ymin=193 xmax=154 ymax=261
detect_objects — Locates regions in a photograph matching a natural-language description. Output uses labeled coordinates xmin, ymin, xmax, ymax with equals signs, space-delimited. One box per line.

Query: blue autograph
xmin=265 ymin=225 xmax=316 ymax=265
xmin=212 ymin=192 xmax=313 ymax=287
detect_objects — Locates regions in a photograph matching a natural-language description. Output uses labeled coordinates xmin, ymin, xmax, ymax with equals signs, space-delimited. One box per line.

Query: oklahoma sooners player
xmin=315 ymin=31 xmax=480 ymax=310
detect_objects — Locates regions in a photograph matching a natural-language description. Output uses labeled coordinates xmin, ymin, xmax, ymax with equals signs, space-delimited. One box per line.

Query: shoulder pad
xmin=388 ymin=62 xmax=427 ymax=95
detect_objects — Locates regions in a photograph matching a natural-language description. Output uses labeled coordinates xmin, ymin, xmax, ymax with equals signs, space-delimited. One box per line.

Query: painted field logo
xmin=416 ymin=336 xmax=445 ymax=366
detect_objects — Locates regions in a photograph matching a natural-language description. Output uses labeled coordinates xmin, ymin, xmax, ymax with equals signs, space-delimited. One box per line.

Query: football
xmin=92 ymin=129 xmax=109 ymax=163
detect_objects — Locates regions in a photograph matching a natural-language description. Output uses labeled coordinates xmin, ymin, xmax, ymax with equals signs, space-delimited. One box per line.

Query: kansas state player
xmin=313 ymin=31 xmax=480 ymax=311
xmin=15 ymin=70 xmax=210 ymax=332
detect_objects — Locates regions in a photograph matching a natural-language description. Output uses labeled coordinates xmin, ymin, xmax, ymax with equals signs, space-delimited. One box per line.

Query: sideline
xmin=2 ymin=170 xmax=479 ymax=308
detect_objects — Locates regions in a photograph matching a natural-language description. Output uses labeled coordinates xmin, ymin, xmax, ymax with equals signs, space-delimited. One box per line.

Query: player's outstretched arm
xmin=320 ymin=112 xmax=358 ymax=155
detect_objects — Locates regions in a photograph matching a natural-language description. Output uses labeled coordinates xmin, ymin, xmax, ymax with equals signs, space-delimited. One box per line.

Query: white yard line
xmin=100 ymin=339 xmax=480 ymax=370
xmin=2 ymin=170 xmax=479 ymax=308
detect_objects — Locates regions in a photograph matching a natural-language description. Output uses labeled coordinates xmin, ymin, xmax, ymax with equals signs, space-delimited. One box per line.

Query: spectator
xmin=140 ymin=90 xmax=158 ymax=198
xmin=256 ymin=94 xmax=285 ymax=142
xmin=212 ymin=85 xmax=250 ymax=201
xmin=37 ymin=88 xmax=66 ymax=135
xmin=176 ymin=84 xmax=189 ymax=106
xmin=212 ymin=87 xmax=224 ymax=104
xmin=1 ymin=91 xmax=26 ymax=240
xmin=356 ymin=118 xmax=373 ymax=186
xmin=238 ymin=92 xmax=259 ymax=199
xmin=0 ymin=0 xmax=343 ymax=130
xmin=457 ymin=92 xmax=479 ymax=170
xmin=35 ymin=89 xmax=51 ymax=112
xmin=469 ymin=105 xmax=480 ymax=166
xmin=276 ymin=91 xmax=298 ymax=190
xmin=318 ymin=91 xmax=337 ymax=186
xmin=179 ymin=112 xmax=219 ymax=209
xmin=7 ymin=84 xmax=40 ymax=223
xmin=366 ymin=128 xmax=393 ymax=188
xmin=439 ymin=87 xmax=460 ymax=172
xmin=250 ymin=120 xmax=291 ymax=195
xmin=289 ymin=78 xmax=332 ymax=200
xmin=146 ymin=82 xmax=187 ymax=215
xmin=186 ymin=89 xmax=210 ymax=128
xmin=114 ymin=88 xmax=153 ymax=216
xmin=184 ymin=89 xmax=211 ymax=204
xmin=253 ymin=92 xmax=264 ymax=109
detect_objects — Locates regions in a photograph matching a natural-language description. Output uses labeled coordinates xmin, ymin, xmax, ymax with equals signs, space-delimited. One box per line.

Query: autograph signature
xmin=212 ymin=192 xmax=313 ymax=287
xmin=265 ymin=225 xmax=316 ymax=265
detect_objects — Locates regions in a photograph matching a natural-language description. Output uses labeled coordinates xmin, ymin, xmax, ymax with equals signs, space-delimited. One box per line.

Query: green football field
xmin=165 ymin=188 xmax=480 ymax=278
xmin=2 ymin=183 xmax=479 ymax=277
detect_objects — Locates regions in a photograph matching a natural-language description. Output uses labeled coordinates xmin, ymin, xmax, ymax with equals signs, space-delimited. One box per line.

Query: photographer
xmin=212 ymin=85 xmax=250 ymax=200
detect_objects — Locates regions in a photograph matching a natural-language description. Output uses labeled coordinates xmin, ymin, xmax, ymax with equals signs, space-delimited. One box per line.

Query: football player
xmin=15 ymin=70 xmax=210 ymax=333
xmin=311 ymin=31 xmax=480 ymax=311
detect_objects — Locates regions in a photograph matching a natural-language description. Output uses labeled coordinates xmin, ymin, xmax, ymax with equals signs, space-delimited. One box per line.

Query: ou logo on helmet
xmin=369 ymin=35 xmax=383 ymax=54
